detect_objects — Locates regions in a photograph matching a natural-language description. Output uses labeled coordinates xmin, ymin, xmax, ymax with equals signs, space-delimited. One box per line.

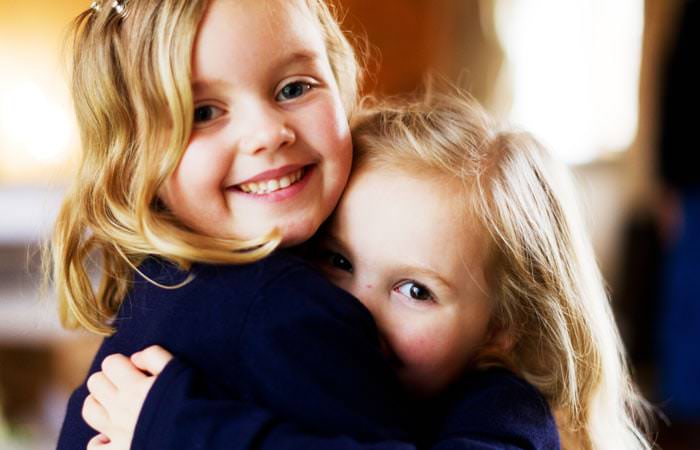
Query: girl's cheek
xmin=178 ymin=145 xmax=215 ymax=182
xmin=392 ymin=318 xmax=452 ymax=367
xmin=314 ymin=92 xmax=351 ymax=145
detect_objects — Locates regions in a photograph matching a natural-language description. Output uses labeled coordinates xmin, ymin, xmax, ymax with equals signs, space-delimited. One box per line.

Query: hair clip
xmin=112 ymin=0 xmax=126 ymax=16
xmin=88 ymin=0 xmax=127 ymax=20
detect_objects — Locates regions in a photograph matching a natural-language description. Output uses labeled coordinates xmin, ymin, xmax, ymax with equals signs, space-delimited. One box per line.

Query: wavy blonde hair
xmin=48 ymin=0 xmax=362 ymax=335
xmin=350 ymin=90 xmax=653 ymax=450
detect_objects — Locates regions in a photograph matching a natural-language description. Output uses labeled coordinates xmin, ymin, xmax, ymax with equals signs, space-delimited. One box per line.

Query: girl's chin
xmin=277 ymin=220 xmax=325 ymax=248
xmin=227 ymin=214 xmax=322 ymax=248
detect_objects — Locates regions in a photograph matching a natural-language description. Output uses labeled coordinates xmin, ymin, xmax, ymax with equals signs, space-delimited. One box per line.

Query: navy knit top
xmin=56 ymin=251 xmax=559 ymax=449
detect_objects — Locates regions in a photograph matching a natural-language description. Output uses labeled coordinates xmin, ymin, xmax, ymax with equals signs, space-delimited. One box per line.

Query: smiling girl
xmin=53 ymin=0 xmax=417 ymax=448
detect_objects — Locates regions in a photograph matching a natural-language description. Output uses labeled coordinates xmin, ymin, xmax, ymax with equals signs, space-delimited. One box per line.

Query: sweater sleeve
xmin=132 ymin=263 xmax=416 ymax=448
xmin=132 ymin=362 xmax=561 ymax=450
xmin=127 ymin=261 xmax=559 ymax=450
xmin=235 ymin=264 xmax=414 ymax=439
xmin=133 ymin=358 xmax=417 ymax=450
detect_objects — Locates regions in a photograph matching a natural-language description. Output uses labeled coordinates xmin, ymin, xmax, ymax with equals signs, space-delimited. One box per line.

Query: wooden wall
xmin=338 ymin=0 xmax=503 ymax=105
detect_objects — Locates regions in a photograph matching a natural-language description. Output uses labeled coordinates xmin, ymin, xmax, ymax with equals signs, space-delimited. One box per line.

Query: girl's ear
xmin=485 ymin=324 xmax=516 ymax=354
xmin=471 ymin=325 xmax=518 ymax=371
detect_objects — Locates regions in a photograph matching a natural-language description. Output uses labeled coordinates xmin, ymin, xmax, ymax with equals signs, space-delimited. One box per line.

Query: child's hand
xmin=82 ymin=346 xmax=174 ymax=449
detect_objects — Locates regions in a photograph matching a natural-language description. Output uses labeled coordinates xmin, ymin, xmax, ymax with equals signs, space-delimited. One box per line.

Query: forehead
xmin=334 ymin=165 xmax=488 ymax=280
xmin=193 ymin=0 xmax=327 ymax=78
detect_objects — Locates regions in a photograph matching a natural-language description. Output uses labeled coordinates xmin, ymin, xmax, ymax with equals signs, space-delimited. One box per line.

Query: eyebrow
xmin=393 ymin=263 xmax=458 ymax=293
xmin=191 ymin=51 xmax=322 ymax=95
xmin=275 ymin=50 xmax=320 ymax=70
xmin=191 ymin=78 xmax=229 ymax=95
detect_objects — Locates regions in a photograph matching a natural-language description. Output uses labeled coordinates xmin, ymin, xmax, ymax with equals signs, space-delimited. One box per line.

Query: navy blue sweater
xmin=56 ymin=251 xmax=559 ymax=449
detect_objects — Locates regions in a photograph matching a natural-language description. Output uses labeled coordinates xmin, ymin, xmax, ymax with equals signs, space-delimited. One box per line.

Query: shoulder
xmin=449 ymin=368 xmax=550 ymax=411
xmin=134 ymin=251 xmax=375 ymax=336
xmin=435 ymin=369 xmax=560 ymax=449
xmin=192 ymin=250 xmax=329 ymax=293
xmin=236 ymin=250 xmax=381 ymax=354
xmin=125 ymin=251 xmax=374 ymax=337
xmin=131 ymin=251 xmax=304 ymax=297
xmin=115 ymin=252 xmax=314 ymax=331
xmin=252 ymin=250 xmax=373 ymax=321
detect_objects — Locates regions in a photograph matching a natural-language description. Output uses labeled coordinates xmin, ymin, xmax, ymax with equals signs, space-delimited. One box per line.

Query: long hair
xmin=47 ymin=0 xmax=362 ymax=335
xmin=350 ymin=90 xmax=653 ymax=449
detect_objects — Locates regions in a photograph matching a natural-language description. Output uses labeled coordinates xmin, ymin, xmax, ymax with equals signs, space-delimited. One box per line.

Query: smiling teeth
xmin=239 ymin=168 xmax=304 ymax=194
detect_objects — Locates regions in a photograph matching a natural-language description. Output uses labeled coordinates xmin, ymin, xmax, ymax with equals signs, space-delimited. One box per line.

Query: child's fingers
xmin=130 ymin=345 xmax=173 ymax=376
xmin=82 ymin=394 xmax=111 ymax=435
xmin=86 ymin=372 xmax=117 ymax=406
xmin=101 ymin=353 xmax=148 ymax=388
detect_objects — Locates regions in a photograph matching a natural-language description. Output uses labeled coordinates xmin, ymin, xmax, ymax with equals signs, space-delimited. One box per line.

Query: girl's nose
xmin=351 ymin=281 xmax=384 ymax=321
xmin=238 ymin=106 xmax=296 ymax=155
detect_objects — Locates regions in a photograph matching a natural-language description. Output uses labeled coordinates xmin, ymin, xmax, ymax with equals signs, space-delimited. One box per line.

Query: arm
xmin=65 ymin=254 xmax=414 ymax=449
xmin=84 ymin=258 xmax=417 ymax=449
xmin=83 ymin=260 xmax=556 ymax=450
xmin=84 ymin=347 xmax=417 ymax=450
xmin=85 ymin=358 xmax=560 ymax=450
xmin=233 ymin=264 xmax=414 ymax=439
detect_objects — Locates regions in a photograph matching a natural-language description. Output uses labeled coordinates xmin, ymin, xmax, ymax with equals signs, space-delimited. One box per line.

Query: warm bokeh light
xmin=0 ymin=0 xmax=85 ymax=185
xmin=0 ymin=81 xmax=75 ymax=164
xmin=495 ymin=0 xmax=644 ymax=164
xmin=2 ymin=1 xmax=696 ymax=449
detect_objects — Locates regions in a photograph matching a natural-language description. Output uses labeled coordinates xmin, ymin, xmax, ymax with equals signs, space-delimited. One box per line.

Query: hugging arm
xmin=83 ymin=265 xmax=557 ymax=449
xmin=87 ymin=266 xmax=417 ymax=449
xmin=85 ymin=351 xmax=558 ymax=450
xmin=85 ymin=348 xmax=417 ymax=450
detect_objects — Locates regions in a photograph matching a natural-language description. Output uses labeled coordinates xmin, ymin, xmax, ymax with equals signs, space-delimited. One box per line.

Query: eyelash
xmin=393 ymin=280 xmax=436 ymax=303
xmin=275 ymin=80 xmax=316 ymax=102
xmin=193 ymin=104 xmax=224 ymax=126
xmin=192 ymin=79 xmax=317 ymax=127
xmin=320 ymin=249 xmax=353 ymax=274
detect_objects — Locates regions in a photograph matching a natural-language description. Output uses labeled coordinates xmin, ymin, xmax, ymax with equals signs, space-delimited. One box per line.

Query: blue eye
xmin=193 ymin=105 xmax=224 ymax=124
xmin=276 ymin=81 xmax=313 ymax=102
xmin=394 ymin=281 xmax=434 ymax=302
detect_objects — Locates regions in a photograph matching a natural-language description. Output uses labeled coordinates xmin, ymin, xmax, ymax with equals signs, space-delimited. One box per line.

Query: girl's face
xmin=317 ymin=165 xmax=495 ymax=396
xmin=160 ymin=0 xmax=352 ymax=246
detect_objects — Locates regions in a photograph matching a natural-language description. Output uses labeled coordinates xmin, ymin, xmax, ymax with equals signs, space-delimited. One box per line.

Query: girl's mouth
xmin=235 ymin=166 xmax=309 ymax=195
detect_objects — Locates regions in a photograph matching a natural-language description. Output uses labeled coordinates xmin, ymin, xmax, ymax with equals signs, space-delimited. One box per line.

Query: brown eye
xmin=194 ymin=105 xmax=224 ymax=124
xmin=330 ymin=252 xmax=353 ymax=273
xmin=395 ymin=281 xmax=433 ymax=301
xmin=320 ymin=250 xmax=353 ymax=273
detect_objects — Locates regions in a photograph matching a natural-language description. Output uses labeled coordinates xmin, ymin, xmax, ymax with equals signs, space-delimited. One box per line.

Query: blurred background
xmin=0 ymin=0 xmax=697 ymax=448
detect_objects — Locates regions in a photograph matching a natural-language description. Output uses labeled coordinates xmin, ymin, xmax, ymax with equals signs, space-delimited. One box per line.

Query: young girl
xmin=322 ymin=93 xmax=654 ymax=449
xmin=83 ymin=92 xmax=653 ymax=449
xmin=53 ymin=0 xmax=423 ymax=448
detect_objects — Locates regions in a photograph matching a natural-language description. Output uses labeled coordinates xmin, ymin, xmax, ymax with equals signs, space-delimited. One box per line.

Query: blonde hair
xmin=350 ymin=90 xmax=653 ymax=450
xmin=48 ymin=0 xmax=362 ymax=335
